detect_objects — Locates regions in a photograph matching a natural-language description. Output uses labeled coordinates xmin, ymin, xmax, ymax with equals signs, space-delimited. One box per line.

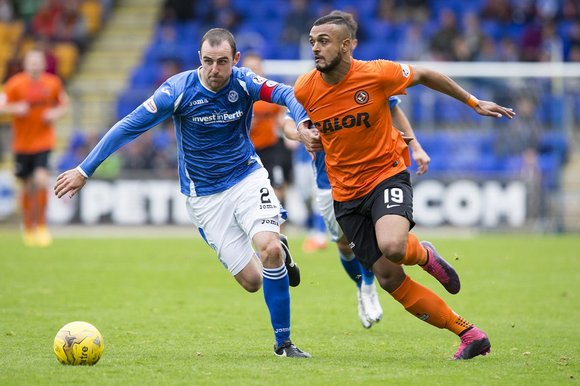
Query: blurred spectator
xmin=561 ymin=0 xmax=580 ymax=21
xmin=569 ymin=46 xmax=580 ymax=62
xmin=236 ymin=29 xmax=266 ymax=57
xmin=536 ymin=0 xmax=559 ymax=21
xmin=497 ymin=36 xmax=520 ymax=61
xmin=395 ymin=0 xmax=430 ymax=23
xmin=540 ymin=20 xmax=563 ymax=62
xmin=476 ymin=36 xmax=500 ymax=61
xmin=480 ymin=0 xmax=513 ymax=23
xmin=31 ymin=0 xmax=61 ymax=41
xmin=58 ymin=130 xmax=122 ymax=179
xmin=160 ymin=0 xmax=196 ymax=24
xmin=53 ymin=0 xmax=88 ymax=50
xmin=281 ymin=0 xmax=312 ymax=44
xmin=150 ymin=122 xmax=177 ymax=177
xmin=429 ymin=8 xmax=460 ymax=61
xmin=36 ymin=38 xmax=58 ymax=75
xmin=520 ymin=21 xmax=542 ymax=61
xmin=566 ymin=21 xmax=580 ymax=61
xmin=13 ymin=0 xmax=42 ymax=25
xmin=150 ymin=24 xmax=183 ymax=63
xmin=57 ymin=131 xmax=90 ymax=172
xmin=398 ymin=22 xmax=427 ymax=61
xmin=511 ymin=0 xmax=538 ymax=24
xmin=154 ymin=58 xmax=182 ymax=87
xmin=376 ymin=0 xmax=397 ymax=24
xmin=463 ymin=12 xmax=487 ymax=61
xmin=199 ymin=0 xmax=242 ymax=32
xmin=451 ymin=36 xmax=472 ymax=61
xmin=496 ymin=94 xmax=543 ymax=223
xmin=0 ymin=0 xmax=15 ymax=22
xmin=120 ymin=130 xmax=156 ymax=172
xmin=497 ymin=94 xmax=542 ymax=158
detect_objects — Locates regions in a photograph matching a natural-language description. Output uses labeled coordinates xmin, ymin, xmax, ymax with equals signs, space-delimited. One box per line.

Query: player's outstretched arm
xmin=411 ymin=66 xmax=516 ymax=119
xmin=54 ymin=168 xmax=87 ymax=198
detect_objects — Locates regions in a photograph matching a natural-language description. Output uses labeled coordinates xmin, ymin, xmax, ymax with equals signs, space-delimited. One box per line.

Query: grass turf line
xmin=0 ymin=232 xmax=578 ymax=385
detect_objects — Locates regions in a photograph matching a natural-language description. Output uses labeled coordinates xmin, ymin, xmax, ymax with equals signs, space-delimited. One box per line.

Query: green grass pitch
xmin=0 ymin=229 xmax=578 ymax=385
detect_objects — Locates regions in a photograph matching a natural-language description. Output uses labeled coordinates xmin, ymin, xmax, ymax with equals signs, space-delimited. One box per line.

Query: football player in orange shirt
xmin=294 ymin=11 xmax=515 ymax=360
xmin=0 ymin=49 xmax=69 ymax=246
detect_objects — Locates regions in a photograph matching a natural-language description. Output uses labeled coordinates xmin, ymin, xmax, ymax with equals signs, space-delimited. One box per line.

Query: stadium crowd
xmin=0 ymin=0 xmax=114 ymax=82
xmin=154 ymin=0 xmax=580 ymax=62
xmin=0 ymin=0 xmax=575 ymax=233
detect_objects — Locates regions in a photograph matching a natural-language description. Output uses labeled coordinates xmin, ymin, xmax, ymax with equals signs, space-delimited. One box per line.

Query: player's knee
xmin=33 ymin=168 xmax=50 ymax=187
xmin=379 ymin=238 xmax=407 ymax=263
xmin=336 ymin=236 xmax=353 ymax=257
xmin=257 ymin=238 xmax=283 ymax=268
xmin=243 ymin=279 xmax=262 ymax=293
xmin=240 ymin=272 xmax=263 ymax=293
xmin=375 ymin=265 xmax=406 ymax=293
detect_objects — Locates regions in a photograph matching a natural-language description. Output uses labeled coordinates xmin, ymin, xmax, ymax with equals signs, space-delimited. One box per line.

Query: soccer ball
xmin=53 ymin=321 xmax=105 ymax=365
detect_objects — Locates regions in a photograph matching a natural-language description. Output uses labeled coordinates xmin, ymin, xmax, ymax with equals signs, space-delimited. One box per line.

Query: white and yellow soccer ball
xmin=53 ymin=321 xmax=104 ymax=365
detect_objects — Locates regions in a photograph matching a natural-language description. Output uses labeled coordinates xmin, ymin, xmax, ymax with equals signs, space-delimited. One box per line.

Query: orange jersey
xmin=4 ymin=72 xmax=64 ymax=153
xmin=294 ymin=59 xmax=413 ymax=201
xmin=249 ymin=101 xmax=283 ymax=150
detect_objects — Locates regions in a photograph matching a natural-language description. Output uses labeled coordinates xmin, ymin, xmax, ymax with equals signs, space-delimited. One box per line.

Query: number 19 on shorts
xmin=384 ymin=188 xmax=403 ymax=209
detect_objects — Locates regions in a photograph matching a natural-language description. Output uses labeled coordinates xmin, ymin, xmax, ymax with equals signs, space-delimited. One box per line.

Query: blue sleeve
xmin=240 ymin=67 xmax=309 ymax=125
xmin=388 ymin=96 xmax=401 ymax=110
xmin=78 ymin=84 xmax=175 ymax=177
xmin=269 ymin=83 xmax=309 ymax=125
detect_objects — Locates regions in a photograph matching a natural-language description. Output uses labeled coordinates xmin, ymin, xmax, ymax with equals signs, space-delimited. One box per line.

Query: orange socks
xmin=20 ymin=188 xmax=48 ymax=229
xmin=36 ymin=188 xmax=48 ymax=226
xmin=399 ymin=233 xmax=428 ymax=266
xmin=390 ymin=275 xmax=471 ymax=335
xmin=20 ymin=191 xmax=34 ymax=230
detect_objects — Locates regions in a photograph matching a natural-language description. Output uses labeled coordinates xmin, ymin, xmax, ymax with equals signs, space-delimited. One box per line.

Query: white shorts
xmin=315 ymin=187 xmax=342 ymax=242
xmin=186 ymin=168 xmax=282 ymax=275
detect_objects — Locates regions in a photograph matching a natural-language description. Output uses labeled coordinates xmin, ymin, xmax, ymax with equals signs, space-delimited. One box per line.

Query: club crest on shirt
xmin=144 ymin=97 xmax=157 ymax=113
xmin=228 ymin=90 xmax=239 ymax=103
xmin=354 ymin=90 xmax=369 ymax=105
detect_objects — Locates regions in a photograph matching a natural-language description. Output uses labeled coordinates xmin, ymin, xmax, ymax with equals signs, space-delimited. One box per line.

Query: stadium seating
xmin=52 ymin=42 xmax=79 ymax=81
xmin=80 ymin=0 xmax=104 ymax=38
xmin=111 ymin=0 xmax=571 ymax=191
xmin=411 ymin=130 xmax=568 ymax=191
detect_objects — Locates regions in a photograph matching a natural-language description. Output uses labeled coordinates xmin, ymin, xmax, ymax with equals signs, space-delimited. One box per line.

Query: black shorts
xmin=334 ymin=170 xmax=415 ymax=270
xmin=14 ymin=151 xmax=51 ymax=179
xmin=257 ymin=141 xmax=293 ymax=189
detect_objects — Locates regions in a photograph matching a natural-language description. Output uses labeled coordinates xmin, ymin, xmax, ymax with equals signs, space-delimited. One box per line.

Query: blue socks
xmin=339 ymin=251 xmax=362 ymax=287
xmin=262 ymin=265 xmax=291 ymax=346
xmin=362 ymin=267 xmax=375 ymax=286
xmin=340 ymin=251 xmax=375 ymax=287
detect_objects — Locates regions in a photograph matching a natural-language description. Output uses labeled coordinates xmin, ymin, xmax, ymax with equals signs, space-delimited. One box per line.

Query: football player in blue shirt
xmin=54 ymin=28 xmax=311 ymax=358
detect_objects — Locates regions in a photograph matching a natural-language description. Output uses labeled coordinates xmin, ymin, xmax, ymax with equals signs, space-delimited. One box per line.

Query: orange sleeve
xmin=377 ymin=61 xmax=414 ymax=99
xmin=3 ymin=76 xmax=21 ymax=102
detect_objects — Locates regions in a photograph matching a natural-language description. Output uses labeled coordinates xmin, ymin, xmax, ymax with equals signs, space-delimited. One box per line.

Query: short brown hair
xmin=199 ymin=28 xmax=237 ymax=57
